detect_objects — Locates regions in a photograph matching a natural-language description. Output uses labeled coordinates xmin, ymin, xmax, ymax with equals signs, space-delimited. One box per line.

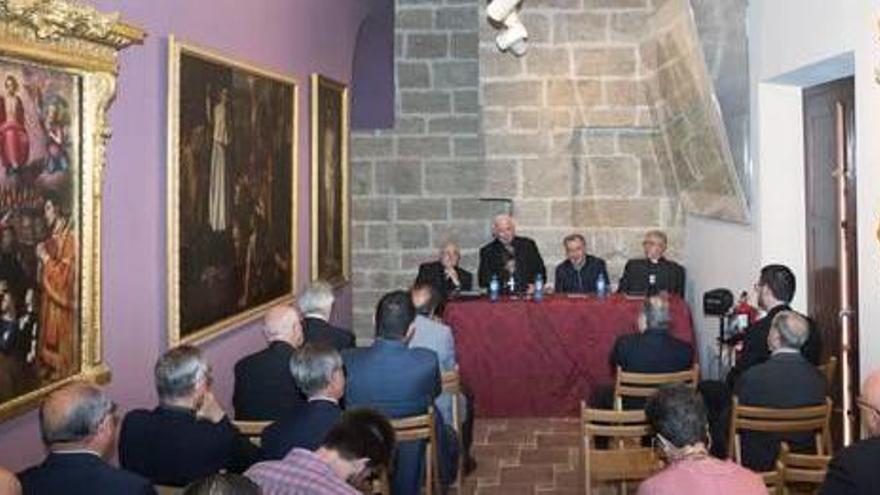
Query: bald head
xmin=40 ymin=381 xmax=115 ymax=457
xmin=0 ymin=467 xmax=20 ymax=495
xmin=264 ymin=304 xmax=303 ymax=348
xmin=492 ymin=214 xmax=516 ymax=244
xmin=860 ymin=369 xmax=880 ymax=436
xmin=768 ymin=311 xmax=810 ymax=352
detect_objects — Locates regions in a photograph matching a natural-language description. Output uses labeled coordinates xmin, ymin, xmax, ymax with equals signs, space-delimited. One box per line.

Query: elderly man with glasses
xmin=18 ymin=381 xmax=156 ymax=494
xmin=618 ymin=230 xmax=686 ymax=297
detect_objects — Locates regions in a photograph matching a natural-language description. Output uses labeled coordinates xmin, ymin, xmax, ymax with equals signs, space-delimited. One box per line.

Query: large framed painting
xmin=310 ymin=74 xmax=349 ymax=286
xmin=167 ymin=37 xmax=298 ymax=346
xmin=0 ymin=1 xmax=143 ymax=421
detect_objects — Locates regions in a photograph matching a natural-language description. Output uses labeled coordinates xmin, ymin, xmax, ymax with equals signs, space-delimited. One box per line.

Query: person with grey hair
xmin=477 ymin=214 xmax=546 ymax=293
xmin=260 ymin=343 xmax=345 ymax=460
xmin=605 ymin=295 xmax=693 ymax=409
xmin=618 ymin=229 xmax=685 ymax=296
xmin=415 ymin=241 xmax=474 ymax=299
xmin=734 ymin=310 xmax=827 ymax=471
xmin=18 ymin=381 xmax=156 ymax=494
xmin=638 ymin=385 xmax=765 ymax=495
xmin=233 ymin=304 xmax=307 ymax=420
xmin=300 ymin=281 xmax=356 ymax=351
xmin=553 ymin=233 xmax=609 ymax=294
xmin=120 ymin=345 xmax=258 ymax=487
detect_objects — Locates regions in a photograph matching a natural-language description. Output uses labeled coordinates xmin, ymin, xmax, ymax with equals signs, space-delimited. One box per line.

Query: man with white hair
xmin=299 ymin=281 xmax=355 ymax=351
xmin=233 ymin=304 xmax=306 ymax=420
xmin=415 ymin=241 xmax=474 ymax=299
xmin=477 ymin=214 xmax=545 ymax=293
xmin=120 ymin=346 xmax=258 ymax=486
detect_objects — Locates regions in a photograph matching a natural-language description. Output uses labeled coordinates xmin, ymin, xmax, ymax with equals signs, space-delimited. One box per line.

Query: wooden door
xmin=803 ymin=76 xmax=857 ymax=448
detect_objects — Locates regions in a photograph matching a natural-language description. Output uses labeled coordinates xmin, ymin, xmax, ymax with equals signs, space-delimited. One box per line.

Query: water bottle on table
xmin=534 ymin=273 xmax=544 ymax=302
xmin=489 ymin=274 xmax=500 ymax=302
xmin=596 ymin=273 xmax=607 ymax=299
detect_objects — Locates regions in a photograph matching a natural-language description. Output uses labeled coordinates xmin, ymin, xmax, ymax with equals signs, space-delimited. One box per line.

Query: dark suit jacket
xmin=118 ymin=406 xmax=259 ymax=487
xmin=233 ymin=341 xmax=306 ymax=420
xmin=821 ymin=436 xmax=880 ymax=495
xmin=726 ymin=305 xmax=823 ymax=388
xmin=734 ymin=352 xmax=827 ymax=472
xmin=617 ymin=258 xmax=685 ymax=296
xmin=610 ymin=327 xmax=693 ymax=409
xmin=260 ymin=399 xmax=342 ymax=460
xmin=415 ymin=260 xmax=474 ymax=297
xmin=343 ymin=338 xmax=450 ymax=494
xmin=478 ymin=236 xmax=546 ymax=290
xmin=19 ymin=452 xmax=156 ymax=495
xmin=554 ymin=256 xmax=609 ymax=294
xmin=303 ymin=317 xmax=356 ymax=352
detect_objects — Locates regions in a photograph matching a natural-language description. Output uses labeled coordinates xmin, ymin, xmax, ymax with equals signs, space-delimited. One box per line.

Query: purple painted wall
xmin=0 ymin=0 xmax=371 ymax=470
xmin=351 ymin=0 xmax=395 ymax=129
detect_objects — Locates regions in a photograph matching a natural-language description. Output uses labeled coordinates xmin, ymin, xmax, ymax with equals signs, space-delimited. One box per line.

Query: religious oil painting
xmin=310 ymin=74 xmax=349 ymax=286
xmin=0 ymin=58 xmax=82 ymax=407
xmin=168 ymin=37 xmax=298 ymax=346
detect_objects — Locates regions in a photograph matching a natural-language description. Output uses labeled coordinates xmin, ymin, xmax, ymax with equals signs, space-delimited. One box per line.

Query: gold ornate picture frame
xmin=167 ymin=37 xmax=298 ymax=346
xmin=310 ymin=74 xmax=350 ymax=287
xmin=0 ymin=0 xmax=143 ymax=422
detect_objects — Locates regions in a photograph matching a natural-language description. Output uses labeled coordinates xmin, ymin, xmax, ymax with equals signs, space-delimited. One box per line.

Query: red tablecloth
xmin=444 ymin=294 xmax=695 ymax=418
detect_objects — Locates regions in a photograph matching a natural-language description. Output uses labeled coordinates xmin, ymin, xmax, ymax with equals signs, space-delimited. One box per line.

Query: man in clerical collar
xmin=617 ymin=230 xmax=685 ymax=296
xmin=553 ymin=233 xmax=609 ymax=294
xmin=477 ymin=213 xmax=546 ymax=293
xmin=18 ymin=381 xmax=156 ymax=494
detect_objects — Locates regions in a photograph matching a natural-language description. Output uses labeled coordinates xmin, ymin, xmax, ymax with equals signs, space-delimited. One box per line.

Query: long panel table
xmin=443 ymin=294 xmax=695 ymax=417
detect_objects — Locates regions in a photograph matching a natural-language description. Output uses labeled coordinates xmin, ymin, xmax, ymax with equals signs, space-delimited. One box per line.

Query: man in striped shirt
xmin=245 ymin=409 xmax=394 ymax=495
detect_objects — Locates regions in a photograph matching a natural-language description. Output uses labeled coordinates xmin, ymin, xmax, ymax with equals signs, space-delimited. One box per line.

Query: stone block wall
xmin=349 ymin=0 xmax=744 ymax=338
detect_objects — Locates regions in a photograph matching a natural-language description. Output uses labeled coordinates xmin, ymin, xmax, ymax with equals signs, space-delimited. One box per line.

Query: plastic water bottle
xmin=596 ymin=273 xmax=607 ymax=299
xmin=534 ymin=273 xmax=544 ymax=302
xmin=489 ymin=274 xmax=500 ymax=302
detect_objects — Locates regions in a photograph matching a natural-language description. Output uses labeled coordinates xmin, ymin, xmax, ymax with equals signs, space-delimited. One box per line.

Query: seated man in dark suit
xmin=415 ymin=241 xmax=474 ymax=299
xmin=734 ymin=311 xmax=827 ymax=472
xmin=119 ymin=345 xmax=259 ymax=486
xmin=617 ymin=230 xmax=685 ymax=296
xmin=821 ymin=369 xmax=880 ymax=495
xmin=19 ymin=381 xmax=156 ymax=495
xmin=343 ymin=290 xmax=457 ymax=495
xmin=606 ymin=295 xmax=693 ymax=409
xmin=478 ymin=214 xmax=546 ymax=293
xmin=261 ymin=343 xmax=345 ymax=460
xmin=726 ymin=264 xmax=822 ymax=387
xmin=554 ymin=233 xmax=609 ymax=294
xmin=233 ymin=304 xmax=306 ymax=420
xmin=299 ymin=281 xmax=356 ymax=351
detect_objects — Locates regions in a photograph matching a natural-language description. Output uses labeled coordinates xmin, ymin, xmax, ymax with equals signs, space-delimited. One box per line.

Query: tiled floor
xmin=450 ymin=417 xmax=585 ymax=495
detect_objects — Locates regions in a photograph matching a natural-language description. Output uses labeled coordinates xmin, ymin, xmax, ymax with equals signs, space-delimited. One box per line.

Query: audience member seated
xmin=410 ymin=282 xmax=476 ymax=471
xmin=734 ymin=311 xmax=827 ymax=472
xmin=18 ymin=381 xmax=155 ymax=495
xmin=638 ymin=385 xmax=765 ymax=495
xmin=726 ymin=264 xmax=822 ymax=387
xmin=820 ymin=369 xmax=880 ymax=494
xmin=617 ymin=230 xmax=685 ymax=296
xmin=299 ymin=281 xmax=356 ymax=351
xmin=478 ymin=214 xmax=546 ymax=293
xmin=183 ymin=473 xmax=260 ymax=495
xmin=233 ymin=304 xmax=306 ymax=420
xmin=343 ymin=290 xmax=458 ymax=494
xmin=261 ymin=343 xmax=345 ymax=460
xmin=553 ymin=233 xmax=609 ymax=294
xmin=0 ymin=467 xmax=20 ymax=495
xmin=599 ymin=295 xmax=693 ymax=409
xmin=246 ymin=409 xmax=395 ymax=495
xmin=415 ymin=241 xmax=474 ymax=299
xmin=119 ymin=345 xmax=258 ymax=486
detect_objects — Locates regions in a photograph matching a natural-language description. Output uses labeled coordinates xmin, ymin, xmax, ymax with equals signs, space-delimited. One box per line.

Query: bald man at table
xmin=477 ymin=214 xmax=546 ymax=293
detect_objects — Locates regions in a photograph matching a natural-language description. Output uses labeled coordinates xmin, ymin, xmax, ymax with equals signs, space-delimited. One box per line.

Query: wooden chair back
xmin=728 ymin=396 xmax=832 ymax=479
xmin=155 ymin=486 xmax=183 ymax=495
xmin=580 ymin=402 xmax=659 ymax=495
xmin=818 ymin=357 xmax=838 ymax=386
xmin=775 ymin=442 xmax=831 ymax=495
xmin=441 ymin=366 xmax=464 ymax=490
xmin=369 ymin=407 xmax=439 ymax=495
xmin=233 ymin=420 xmax=271 ymax=447
xmin=613 ymin=365 xmax=699 ymax=409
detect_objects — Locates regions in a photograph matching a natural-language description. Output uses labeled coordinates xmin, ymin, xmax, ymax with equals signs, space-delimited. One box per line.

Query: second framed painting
xmin=310 ymin=74 xmax=350 ymax=287
xmin=167 ymin=36 xmax=298 ymax=346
